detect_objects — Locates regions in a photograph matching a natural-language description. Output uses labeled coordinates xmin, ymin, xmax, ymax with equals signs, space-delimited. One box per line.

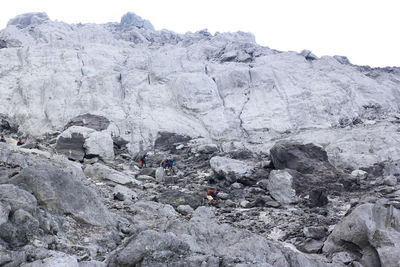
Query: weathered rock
xmin=21 ymin=254 xmax=79 ymax=267
xmin=383 ymin=176 xmax=397 ymax=186
xmin=84 ymin=131 xmax=114 ymax=161
xmin=196 ymin=144 xmax=219 ymax=154
xmin=270 ymin=142 xmax=329 ymax=174
xmin=84 ymin=163 xmax=138 ymax=185
xmin=56 ymin=127 xmax=94 ymax=161
xmin=158 ymin=189 xmax=203 ymax=209
xmin=267 ymin=170 xmax=298 ymax=204
xmin=64 ymin=114 xmax=110 ymax=131
xmin=113 ymin=185 xmax=138 ymax=201
xmin=0 ymin=202 xmax=10 ymax=225
xmin=210 ymin=156 xmax=254 ymax=183
xmin=351 ymin=169 xmax=368 ymax=180
xmin=10 ymin=164 xmax=115 ymax=226
xmin=155 ymin=167 xmax=166 ymax=183
xmin=0 ymin=184 xmax=37 ymax=213
xmin=300 ymin=50 xmax=318 ymax=61
xmin=301 ymin=239 xmax=324 ymax=253
xmin=120 ymin=12 xmax=155 ymax=30
xmin=323 ymin=200 xmax=400 ymax=267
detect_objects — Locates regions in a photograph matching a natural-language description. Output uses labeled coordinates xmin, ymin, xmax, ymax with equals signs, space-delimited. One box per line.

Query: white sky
xmin=1 ymin=0 xmax=399 ymax=67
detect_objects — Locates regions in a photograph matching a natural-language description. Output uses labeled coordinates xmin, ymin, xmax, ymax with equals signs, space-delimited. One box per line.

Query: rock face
xmin=7 ymin=12 xmax=49 ymax=28
xmin=64 ymin=114 xmax=110 ymax=131
xmin=323 ymin=200 xmax=400 ymax=267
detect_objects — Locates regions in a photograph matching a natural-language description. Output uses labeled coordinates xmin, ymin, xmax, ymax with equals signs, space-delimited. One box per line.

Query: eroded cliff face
xmin=1 ymin=12 xmax=400 ymax=169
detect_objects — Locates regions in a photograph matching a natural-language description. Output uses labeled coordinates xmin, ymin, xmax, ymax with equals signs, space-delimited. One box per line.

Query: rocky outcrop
xmin=210 ymin=156 xmax=254 ymax=184
xmin=64 ymin=114 xmax=110 ymax=131
xmin=267 ymin=170 xmax=298 ymax=204
xmin=7 ymin=12 xmax=49 ymax=28
xmin=323 ymin=200 xmax=400 ymax=267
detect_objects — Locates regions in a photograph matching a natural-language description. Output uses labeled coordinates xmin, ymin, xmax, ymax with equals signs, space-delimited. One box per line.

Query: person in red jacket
xmin=207 ymin=189 xmax=219 ymax=204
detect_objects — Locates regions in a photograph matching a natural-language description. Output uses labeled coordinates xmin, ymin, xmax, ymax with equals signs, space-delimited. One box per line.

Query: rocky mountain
xmin=0 ymin=12 xmax=400 ymax=267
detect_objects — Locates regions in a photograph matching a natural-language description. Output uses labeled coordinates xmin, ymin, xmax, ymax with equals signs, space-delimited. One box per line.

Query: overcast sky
xmin=1 ymin=0 xmax=399 ymax=67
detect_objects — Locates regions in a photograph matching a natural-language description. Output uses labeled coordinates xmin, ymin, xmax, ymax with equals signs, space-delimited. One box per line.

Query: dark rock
xmin=154 ymin=132 xmax=191 ymax=151
xmin=228 ymin=148 xmax=253 ymax=160
xmin=0 ymin=115 xmax=18 ymax=134
xmin=55 ymin=133 xmax=85 ymax=161
xmin=300 ymin=239 xmax=324 ymax=253
xmin=308 ymin=188 xmax=328 ymax=207
xmin=113 ymin=136 xmax=129 ymax=155
xmin=270 ymin=142 xmax=328 ymax=174
xmin=64 ymin=114 xmax=110 ymax=131
xmin=303 ymin=226 xmax=327 ymax=239
xmin=158 ymin=189 xmax=203 ymax=209
xmin=0 ymin=39 xmax=6 ymax=49
xmin=113 ymin=192 xmax=125 ymax=201
xmin=139 ymin=167 xmax=156 ymax=177
xmin=9 ymin=164 xmax=115 ymax=226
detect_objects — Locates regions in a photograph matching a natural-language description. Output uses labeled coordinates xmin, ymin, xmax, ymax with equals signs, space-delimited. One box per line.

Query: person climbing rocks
xmin=0 ymin=135 xmax=6 ymax=143
xmin=160 ymin=157 xmax=168 ymax=169
xmin=207 ymin=189 xmax=219 ymax=204
xmin=16 ymin=137 xmax=25 ymax=146
xmin=140 ymin=153 xmax=147 ymax=168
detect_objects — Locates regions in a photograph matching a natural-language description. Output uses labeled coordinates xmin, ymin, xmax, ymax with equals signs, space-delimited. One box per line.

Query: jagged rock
xmin=84 ymin=131 xmax=114 ymax=161
xmin=64 ymin=114 xmax=110 ymax=131
xmin=20 ymin=254 xmax=79 ymax=267
xmin=7 ymin=12 xmax=49 ymax=28
xmin=0 ymin=184 xmax=37 ymax=213
xmin=120 ymin=12 xmax=154 ymax=30
xmin=84 ymin=163 xmax=139 ymax=185
xmin=267 ymin=170 xmax=298 ymax=204
xmin=331 ymin=251 xmax=357 ymax=265
xmin=155 ymin=167 xmax=166 ymax=183
xmin=158 ymin=189 xmax=203 ymax=209
xmin=301 ymin=239 xmax=324 ymax=253
xmin=10 ymin=164 xmax=115 ymax=226
xmin=210 ymin=156 xmax=254 ymax=184
xmin=323 ymin=200 xmax=400 ymax=267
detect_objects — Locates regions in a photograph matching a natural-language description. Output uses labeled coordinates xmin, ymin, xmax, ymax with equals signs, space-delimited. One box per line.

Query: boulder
xmin=113 ymin=185 xmax=138 ymax=201
xmin=84 ymin=163 xmax=139 ymax=185
xmin=56 ymin=126 xmax=94 ymax=161
xmin=20 ymin=254 xmax=79 ymax=267
xmin=64 ymin=114 xmax=110 ymax=131
xmin=9 ymin=164 xmax=115 ymax=226
xmin=270 ymin=142 xmax=328 ymax=174
xmin=351 ymin=169 xmax=368 ymax=180
xmin=323 ymin=200 xmax=400 ymax=267
xmin=84 ymin=131 xmax=114 ymax=161
xmin=308 ymin=188 xmax=328 ymax=207
xmin=155 ymin=167 xmax=166 ymax=183
xmin=177 ymin=205 xmax=194 ymax=216
xmin=267 ymin=170 xmax=298 ymax=204
xmin=196 ymin=144 xmax=219 ymax=154
xmin=299 ymin=50 xmax=318 ymax=61
xmin=0 ymin=202 xmax=10 ymax=225
xmin=303 ymin=226 xmax=327 ymax=239
xmin=210 ymin=156 xmax=254 ymax=183
xmin=0 ymin=184 xmax=37 ymax=213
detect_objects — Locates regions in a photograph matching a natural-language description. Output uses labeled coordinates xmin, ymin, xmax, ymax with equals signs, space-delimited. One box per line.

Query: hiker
xmin=0 ymin=135 xmax=6 ymax=143
xmin=207 ymin=189 xmax=219 ymax=204
xmin=140 ymin=153 xmax=147 ymax=168
xmin=160 ymin=157 xmax=168 ymax=169
xmin=16 ymin=137 xmax=25 ymax=146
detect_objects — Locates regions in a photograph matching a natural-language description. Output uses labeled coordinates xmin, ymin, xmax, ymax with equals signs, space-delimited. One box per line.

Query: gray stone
xmin=155 ymin=167 xmax=166 ymax=183
xmin=113 ymin=185 xmax=138 ymax=201
xmin=303 ymin=226 xmax=327 ymax=239
xmin=301 ymin=239 xmax=324 ymax=253
xmin=267 ymin=170 xmax=298 ymax=204
xmin=56 ymin=126 xmax=94 ymax=161
xmin=383 ymin=176 xmax=397 ymax=186
xmin=299 ymin=50 xmax=318 ymax=61
xmin=334 ymin=55 xmax=351 ymax=65
xmin=177 ymin=205 xmax=194 ymax=216
xmin=0 ymin=184 xmax=37 ymax=213
xmin=10 ymin=164 xmax=115 ymax=226
xmin=0 ymin=202 xmax=10 ymax=225
xmin=240 ymin=200 xmax=253 ymax=208
xmin=323 ymin=200 xmax=400 ymax=267
xmin=231 ymin=182 xmax=243 ymax=189
xmin=210 ymin=156 xmax=253 ymax=183
xmin=197 ymin=144 xmax=219 ymax=154
xmin=351 ymin=169 xmax=368 ymax=179
xmin=21 ymin=254 xmax=79 ymax=267
xmin=84 ymin=131 xmax=115 ymax=161
xmin=332 ymin=251 xmax=357 ymax=264
xmin=84 ymin=163 xmax=138 ymax=185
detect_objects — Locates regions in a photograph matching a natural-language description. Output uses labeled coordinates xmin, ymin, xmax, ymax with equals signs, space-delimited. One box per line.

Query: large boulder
xmin=84 ymin=163 xmax=139 ymax=185
xmin=267 ymin=170 xmax=298 ymax=204
xmin=323 ymin=200 xmax=400 ymax=267
xmin=56 ymin=126 xmax=94 ymax=161
xmin=9 ymin=164 xmax=115 ymax=226
xmin=210 ymin=156 xmax=254 ymax=184
xmin=84 ymin=131 xmax=114 ymax=161
xmin=120 ymin=12 xmax=155 ymax=30
xmin=270 ymin=142 xmax=329 ymax=174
